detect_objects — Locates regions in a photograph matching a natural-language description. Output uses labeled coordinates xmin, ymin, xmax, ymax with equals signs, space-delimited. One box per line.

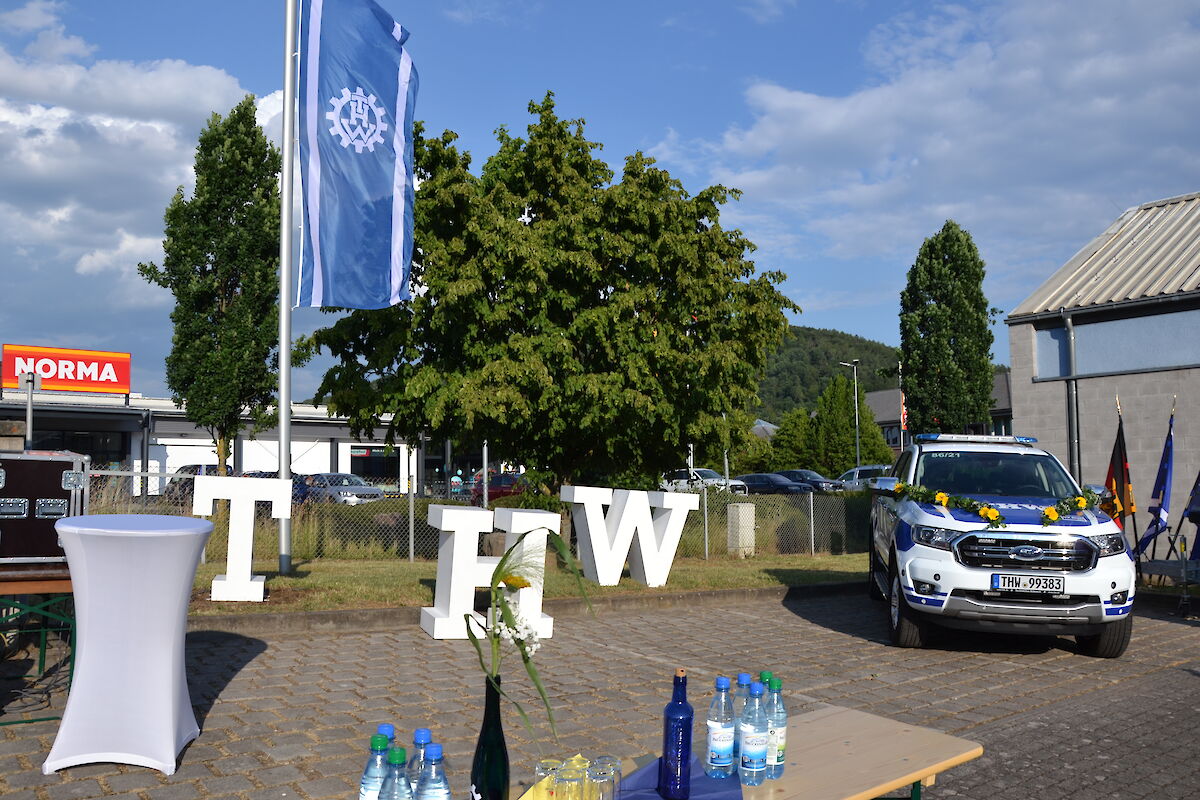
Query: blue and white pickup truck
xmin=869 ymin=434 xmax=1136 ymax=658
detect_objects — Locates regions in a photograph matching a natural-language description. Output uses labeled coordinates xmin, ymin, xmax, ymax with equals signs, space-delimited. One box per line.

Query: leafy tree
xmin=728 ymin=433 xmax=774 ymax=476
xmin=803 ymin=375 xmax=896 ymax=476
xmin=139 ymin=95 xmax=281 ymax=474
xmin=312 ymin=94 xmax=795 ymax=487
xmin=770 ymin=406 xmax=812 ymax=470
xmin=899 ymin=220 xmax=996 ymax=434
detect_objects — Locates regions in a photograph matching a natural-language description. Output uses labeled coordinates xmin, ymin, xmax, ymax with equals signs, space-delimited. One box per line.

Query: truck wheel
xmin=1076 ymin=615 xmax=1132 ymax=658
xmin=888 ymin=557 xmax=928 ymax=648
xmin=867 ymin=549 xmax=885 ymax=601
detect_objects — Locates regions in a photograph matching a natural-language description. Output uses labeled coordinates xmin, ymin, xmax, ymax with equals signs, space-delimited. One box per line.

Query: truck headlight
xmin=912 ymin=525 xmax=955 ymax=551
xmin=1088 ymin=533 xmax=1127 ymax=557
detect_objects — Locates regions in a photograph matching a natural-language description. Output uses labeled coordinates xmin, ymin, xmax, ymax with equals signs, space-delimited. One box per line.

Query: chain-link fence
xmin=86 ymin=470 xmax=872 ymax=562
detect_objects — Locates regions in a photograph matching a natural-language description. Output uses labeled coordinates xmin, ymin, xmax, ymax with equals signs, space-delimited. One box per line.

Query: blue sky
xmin=3 ymin=0 xmax=1200 ymax=406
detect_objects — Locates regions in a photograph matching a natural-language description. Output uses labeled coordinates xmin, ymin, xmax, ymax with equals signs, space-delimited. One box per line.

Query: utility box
xmin=0 ymin=450 xmax=89 ymax=581
xmin=727 ymin=502 xmax=755 ymax=558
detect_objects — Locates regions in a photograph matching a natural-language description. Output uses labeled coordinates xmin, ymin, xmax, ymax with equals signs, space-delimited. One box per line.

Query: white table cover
xmin=43 ymin=514 xmax=212 ymax=775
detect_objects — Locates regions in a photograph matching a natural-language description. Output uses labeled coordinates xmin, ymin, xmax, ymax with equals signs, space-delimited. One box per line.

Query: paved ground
xmin=1 ymin=589 xmax=1198 ymax=799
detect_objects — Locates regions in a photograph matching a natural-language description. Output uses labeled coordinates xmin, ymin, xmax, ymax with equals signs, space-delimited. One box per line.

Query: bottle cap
xmin=388 ymin=747 xmax=407 ymax=765
xmin=413 ymin=728 xmax=432 ymax=745
xmin=769 ymin=677 xmax=781 ymax=691
xmin=425 ymin=742 xmax=443 ymax=760
xmin=370 ymin=734 xmax=389 ymax=750
xmin=736 ymin=672 xmax=751 ymax=685
xmin=377 ymin=723 xmax=395 ymax=739
xmin=715 ymin=675 xmax=730 ymax=690
xmin=759 ymin=670 xmax=774 ymax=684
xmin=749 ymin=681 xmax=764 ymax=697
xmin=675 ymin=668 xmax=686 ymax=678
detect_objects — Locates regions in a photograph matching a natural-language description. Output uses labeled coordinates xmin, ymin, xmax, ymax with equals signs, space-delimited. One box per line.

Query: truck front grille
xmin=953 ymin=533 xmax=1098 ymax=572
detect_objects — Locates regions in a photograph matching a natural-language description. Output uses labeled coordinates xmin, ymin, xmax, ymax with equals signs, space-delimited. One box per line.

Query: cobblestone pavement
xmin=1 ymin=590 xmax=1197 ymax=799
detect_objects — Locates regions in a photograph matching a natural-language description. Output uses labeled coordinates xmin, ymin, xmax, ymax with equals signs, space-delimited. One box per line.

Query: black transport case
xmin=0 ymin=450 xmax=89 ymax=581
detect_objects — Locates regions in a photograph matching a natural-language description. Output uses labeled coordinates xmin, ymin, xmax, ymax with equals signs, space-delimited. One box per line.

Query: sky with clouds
xmin=2 ymin=0 xmax=1199 ymax=406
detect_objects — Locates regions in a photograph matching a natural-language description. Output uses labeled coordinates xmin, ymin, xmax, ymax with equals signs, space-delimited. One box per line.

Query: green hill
xmin=755 ymin=326 xmax=899 ymax=423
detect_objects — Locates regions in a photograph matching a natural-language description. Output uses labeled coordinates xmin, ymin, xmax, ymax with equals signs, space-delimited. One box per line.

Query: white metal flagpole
xmin=277 ymin=0 xmax=299 ymax=575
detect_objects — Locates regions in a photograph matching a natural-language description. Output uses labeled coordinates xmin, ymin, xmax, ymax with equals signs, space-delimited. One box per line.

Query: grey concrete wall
xmin=1010 ymin=321 xmax=1200 ymax=549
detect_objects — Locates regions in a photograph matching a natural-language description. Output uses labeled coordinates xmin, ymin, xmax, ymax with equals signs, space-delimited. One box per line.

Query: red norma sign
xmin=2 ymin=344 xmax=132 ymax=394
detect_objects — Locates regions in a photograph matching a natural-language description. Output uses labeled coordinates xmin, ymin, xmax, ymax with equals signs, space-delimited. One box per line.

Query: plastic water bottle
xmin=414 ymin=742 xmax=451 ymax=800
xmin=704 ymin=675 xmax=736 ymax=779
xmin=733 ymin=672 xmax=751 ymax=764
xmin=657 ymin=668 xmax=693 ymax=800
xmin=764 ymin=677 xmax=787 ymax=780
xmin=407 ymin=728 xmax=432 ymax=791
xmin=360 ymin=734 xmax=390 ymax=800
xmin=738 ymin=681 xmax=769 ymax=787
xmin=377 ymin=723 xmax=396 ymax=747
xmin=380 ymin=747 xmax=414 ymax=800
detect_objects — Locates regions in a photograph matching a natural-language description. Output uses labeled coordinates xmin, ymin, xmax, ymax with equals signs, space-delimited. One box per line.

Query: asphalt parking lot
xmin=1 ymin=588 xmax=1197 ymax=799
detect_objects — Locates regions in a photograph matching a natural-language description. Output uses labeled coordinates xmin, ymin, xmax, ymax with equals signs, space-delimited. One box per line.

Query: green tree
xmin=899 ymin=220 xmax=995 ymax=434
xmin=770 ymin=406 xmax=812 ymax=470
xmin=857 ymin=392 xmax=896 ymax=467
xmin=729 ymin=433 xmax=774 ymax=476
xmin=139 ymin=96 xmax=281 ymax=473
xmin=312 ymin=94 xmax=795 ymax=486
xmin=808 ymin=375 xmax=858 ymax=476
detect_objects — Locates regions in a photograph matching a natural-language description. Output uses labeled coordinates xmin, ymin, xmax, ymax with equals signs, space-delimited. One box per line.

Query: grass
xmin=188 ymin=552 xmax=870 ymax=616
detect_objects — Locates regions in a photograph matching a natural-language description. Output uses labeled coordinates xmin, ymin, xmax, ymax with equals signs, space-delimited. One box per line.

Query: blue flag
xmin=1135 ymin=412 xmax=1173 ymax=556
xmin=298 ymin=0 xmax=418 ymax=309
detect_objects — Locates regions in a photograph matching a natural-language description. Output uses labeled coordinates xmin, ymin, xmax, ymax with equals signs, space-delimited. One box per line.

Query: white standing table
xmin=43 ymin=514 xmax=212 ymax=775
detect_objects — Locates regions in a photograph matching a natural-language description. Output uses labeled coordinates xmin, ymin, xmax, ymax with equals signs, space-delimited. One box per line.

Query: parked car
xmin=734 ymin=473 xmax=813 ymax=495
xmin=241 ymin=470 xmax=311 ymax=503
xmin=836 ymin=464 xmax=892 ymax=492
xmin=775 ymin=469 xmax=844 ymax=492
xmin=304 ymin=472 xmax=385 ymax=505
xmin=472 ymin=472 xmax=528 ymax=506
xmin=660 ymin=468 xmax=749 ymax=495
xmin=162 ymin=464 xmax=226 ymax=502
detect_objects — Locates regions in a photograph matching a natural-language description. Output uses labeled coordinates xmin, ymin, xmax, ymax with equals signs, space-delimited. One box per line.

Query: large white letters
xmin=193 ymin=476 xmax=292 ymax=602
xmin=559 ymin=486 xmax=699 ymax=587
xmin=419 ymin=505 xmax=559 ymax=640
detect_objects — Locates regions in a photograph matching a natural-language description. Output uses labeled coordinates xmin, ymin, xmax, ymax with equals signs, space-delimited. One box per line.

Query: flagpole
xmin=277 ymin=0 xmax=299 ymax=575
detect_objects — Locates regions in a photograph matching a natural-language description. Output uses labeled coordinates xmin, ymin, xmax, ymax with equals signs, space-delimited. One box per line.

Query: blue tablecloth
xmin=620 ymin=756 xmax=741 ymax=800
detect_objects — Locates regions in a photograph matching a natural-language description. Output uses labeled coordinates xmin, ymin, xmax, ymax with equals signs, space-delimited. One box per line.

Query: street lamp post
xmin=838 ymin=359 xmax=861 ymax=468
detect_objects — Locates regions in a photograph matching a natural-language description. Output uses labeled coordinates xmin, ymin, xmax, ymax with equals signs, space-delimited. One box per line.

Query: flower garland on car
xmin=894 ymin=483 xmax=1101 ymax=529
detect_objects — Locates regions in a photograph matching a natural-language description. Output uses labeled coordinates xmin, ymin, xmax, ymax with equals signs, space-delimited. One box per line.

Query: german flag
xmin=1101 ymin=414 xmax=1137 ymax=528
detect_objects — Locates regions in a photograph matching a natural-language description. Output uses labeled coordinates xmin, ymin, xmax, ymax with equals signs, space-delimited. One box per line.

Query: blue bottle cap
xmin=413 ymin=728 xmax=432 ymax=745
xmin=425 ymin=742 xmax=443 ymax=760
xmin=715 ymin=675 xmax=730 ymax=690
xmin=377 ymin=723 xmax=395 ymax=739
xmin=736 ymin=672 xmax=751 ymax=685
xmin=749 ymin=681 xmax=764 ymax=697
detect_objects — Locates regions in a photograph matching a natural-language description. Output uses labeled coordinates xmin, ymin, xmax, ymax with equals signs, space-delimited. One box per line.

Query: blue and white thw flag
xmin=1135 ymin=412 xmax=1173 ymax=557
xmin=298 ymin=0 xmax=418 ymax=309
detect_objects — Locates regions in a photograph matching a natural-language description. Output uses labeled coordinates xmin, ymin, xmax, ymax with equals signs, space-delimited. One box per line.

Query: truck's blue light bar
xmin=913 ymin=433 xmax=1038 ymax=445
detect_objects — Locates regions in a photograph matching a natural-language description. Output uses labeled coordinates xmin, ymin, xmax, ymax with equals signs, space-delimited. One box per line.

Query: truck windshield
xmin=913 ymin=451 xmax=1078 ymax=498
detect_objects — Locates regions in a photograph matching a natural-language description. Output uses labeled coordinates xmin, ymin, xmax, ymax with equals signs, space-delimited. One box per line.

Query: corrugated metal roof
xmin=1008 ymin=191 xmax=1200 ymax=320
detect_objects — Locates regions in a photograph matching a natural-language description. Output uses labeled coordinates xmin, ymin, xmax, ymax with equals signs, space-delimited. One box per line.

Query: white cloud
xmin=23 ymin=24 xmax=94 ymax=62
xmin=76 ymin=228 xmax=162 ymax=275
xmin=0 ymin=0 xmax=61 ymax=33
xmin=738 ymin=0 xmax=797 ymax=24
xmin=654 ymin=0 xmax=1200 ymax=317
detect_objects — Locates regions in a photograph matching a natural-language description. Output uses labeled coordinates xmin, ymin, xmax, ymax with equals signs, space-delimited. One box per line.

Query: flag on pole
xmin=1134 ymin=410 xmax=1172 ymax=556
xmin=1100 ymin=405 xmax=1136 ymax=529
xmin=298 ymin=0 xmax=418 ymax=309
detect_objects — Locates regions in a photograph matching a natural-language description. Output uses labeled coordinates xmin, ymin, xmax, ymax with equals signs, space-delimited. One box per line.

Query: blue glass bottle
xmin=381 ymin=747 xmax=414 ymax=800
xmin=764 ymin=677 xmax=787 ymax=780
xmin=360 ymin=734 xmax=390 ymax=800
xmin=738 ymin=682 xmax=768 ymax=787
xmin=414 ymin=742 xmax=451 ymax=800
xmin=657 ymin=668 xmax=693 ymax=800
xmin=704 ymin=676 xmax=735 ymax=779
xmin=407 ymin=728 xmax=432 ymax=792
